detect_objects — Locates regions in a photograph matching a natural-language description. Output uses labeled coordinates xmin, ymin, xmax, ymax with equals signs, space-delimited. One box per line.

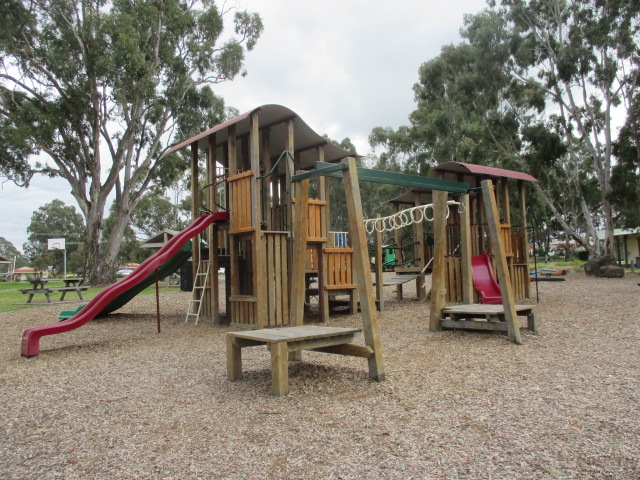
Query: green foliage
xmin=130 ymin=192 xmax=187 ymax=237
xmin=610 ymin=83 xmax=640 ymax=228
xmin=23 ymin=199 xmax=85 ymax=272
xmin=0 ymin=0 xmax=262 ymax=284
xmin=0 ymin=236 xmax=27 ymax=267
xmin=370 ymin=0 xmax=640 ymax=255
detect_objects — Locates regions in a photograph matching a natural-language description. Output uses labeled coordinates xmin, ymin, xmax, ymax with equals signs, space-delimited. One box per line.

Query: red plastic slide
xmin=471 ymin=251 xmax=502 ymax=304
xmin=21 ymin=212 xmax=229 ymax=357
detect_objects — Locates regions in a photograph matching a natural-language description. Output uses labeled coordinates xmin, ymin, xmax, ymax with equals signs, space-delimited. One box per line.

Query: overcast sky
xmin=0 ymin=0 xmax=488 ymax=253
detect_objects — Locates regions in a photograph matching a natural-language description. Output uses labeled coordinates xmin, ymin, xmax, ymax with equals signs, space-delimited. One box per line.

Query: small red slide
xmin=21 ymin=212 xmax=229 ymax=357
xmin=471 ymin=251 xmax=502 ymax=304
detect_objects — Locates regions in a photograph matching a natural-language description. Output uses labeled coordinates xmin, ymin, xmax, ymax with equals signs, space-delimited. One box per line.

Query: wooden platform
xmin=373 ymin=274 xmax=418 ymax=287
xmin=441 ymin=304 xmax=538 ymax=333
xmin=227 ymin=325 xmax=372 ymax=396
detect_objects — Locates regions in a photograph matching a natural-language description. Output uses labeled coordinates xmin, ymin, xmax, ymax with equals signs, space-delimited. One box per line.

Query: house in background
xmin=0 ymin=255 xmax=14 ymax=278
xmin=12 ymin=267 xmax=38 ymax=281
xmin=598 ymin=229 xmax=640 ymax=267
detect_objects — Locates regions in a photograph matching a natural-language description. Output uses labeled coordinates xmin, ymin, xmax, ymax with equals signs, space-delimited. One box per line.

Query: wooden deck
xmin=227 ymin=325 xmax=372 ymax=396
xmin=441 ymin=304 xmax=538 ymax=333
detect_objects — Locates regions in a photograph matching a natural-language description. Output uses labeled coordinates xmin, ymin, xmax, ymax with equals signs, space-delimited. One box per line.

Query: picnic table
xmin=20 ymin=278 xmax=90 ymax=304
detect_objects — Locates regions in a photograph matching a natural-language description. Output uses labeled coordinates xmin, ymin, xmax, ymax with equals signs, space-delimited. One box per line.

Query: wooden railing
xmin=500 ymin=223 xmax=513 ymax=257
xmin=324 ymin=247 xmax=356 ymax=290
xmin=230 ymin=295 xmax=257 ymax=326
xmin=264 ymin=232 xmax=289 ymax=326
xmin=228 ymin=170 xmax=254 ymax=234
xmin=307 ymin=199 xmax=327 ymax=242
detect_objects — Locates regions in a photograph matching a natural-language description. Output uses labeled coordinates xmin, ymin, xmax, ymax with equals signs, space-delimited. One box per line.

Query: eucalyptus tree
xmin=370 ymin=0 xmax=639 ymax=255
xmin=0 ymin=0 xmax=263 ymax=283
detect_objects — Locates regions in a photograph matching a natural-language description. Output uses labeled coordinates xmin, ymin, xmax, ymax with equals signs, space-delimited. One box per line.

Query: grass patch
xmin=0 ymin=280 xmax=179 ymax=314
xmin=531 ymin=259 xmax=587 ymax=273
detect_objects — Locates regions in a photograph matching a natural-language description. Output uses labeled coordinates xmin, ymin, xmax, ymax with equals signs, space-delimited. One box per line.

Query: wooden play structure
xmin=166 ymin=106 xmax=539 ymax=394
xmin=374 ymin=162 xmax=538 ymax=309
xmin=165 ymin=105 xmax=376 ymax=327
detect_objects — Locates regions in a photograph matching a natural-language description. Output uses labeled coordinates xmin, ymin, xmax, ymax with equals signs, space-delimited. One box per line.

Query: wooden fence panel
xmin=264 ymin=232 xmax=290 ymax=326
xmin=228 ymin=170 xmax=254 ymax=234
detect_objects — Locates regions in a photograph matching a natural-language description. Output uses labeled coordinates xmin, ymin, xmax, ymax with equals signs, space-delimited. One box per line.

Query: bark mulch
xmin=1 ymin=273 xmax=638 ymax=479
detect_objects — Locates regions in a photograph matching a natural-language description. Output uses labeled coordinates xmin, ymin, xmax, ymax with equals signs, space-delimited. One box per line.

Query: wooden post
xmin=374 ymin=213 xmax=384 ymax=311
xmin=482 ymin=179 xmax=522 ymax=344
xmin=250 ymin=113 xmax=267 ymax=329
xmin=208 ymin=133 xmax=219 ymax=322
xmin=518 ymin=180 xmax=531 ymax=298
xmin=226 ymin=336 xmax=242 ymax=381
xmin=393 ymin=203 xmax=403 ymax=300
xmin=191 ymin=142 xmax=200 ymax=285
xmin=414 ymin=196 xmax=427 ymax=301
xmin=271 ymin=342 xmax=289 ymax=396
xmin=262 ymin=127 xmax=272 ymax=230
xmin=228 ymin=126 xmax=239 ymax=314
xmin=285 ymin=120 xmax=295 ymax=309
xmin=429 ymin=190 xmax=448 ymax=331
xmin=459 ymin=194 xmax=473 ymax=304
xmin=317 ymin=146 xmax=330 ymax=322
xmin=290 ymin=178 xmax=310 ymax=327
xmin=343 ymin=158 xmax=384 ymax=381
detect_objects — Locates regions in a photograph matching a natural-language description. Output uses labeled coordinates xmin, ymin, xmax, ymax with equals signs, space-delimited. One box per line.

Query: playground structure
xmin=373 ymin=162 xmax=538 ymax=309
xmin=20 ymin=104 xmax=539 ymax=395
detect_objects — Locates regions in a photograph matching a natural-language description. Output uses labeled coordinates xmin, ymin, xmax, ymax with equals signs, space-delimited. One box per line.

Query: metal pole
xmin=155 ymin=269 xmax=161 ymax=334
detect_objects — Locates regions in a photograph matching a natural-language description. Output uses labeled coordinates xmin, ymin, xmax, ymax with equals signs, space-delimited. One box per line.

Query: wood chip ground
xmin=1 ymin=273 xmax=639 ymax=479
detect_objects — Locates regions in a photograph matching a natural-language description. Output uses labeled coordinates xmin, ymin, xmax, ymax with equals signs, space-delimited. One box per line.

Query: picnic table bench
xmin=20 ymin=278 xmax=90 ymax=303
xmin=20 ymin=287 xmax=53 ymax=304
xmin=227 ymin=326 xmax=367 ymax=396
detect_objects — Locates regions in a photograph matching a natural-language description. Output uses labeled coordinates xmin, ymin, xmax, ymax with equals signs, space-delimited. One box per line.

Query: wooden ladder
xmin=186 ymin=260 xmax=210 ymax=324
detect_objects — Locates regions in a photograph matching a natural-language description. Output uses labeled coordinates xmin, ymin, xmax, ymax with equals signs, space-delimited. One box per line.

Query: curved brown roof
xmin=165 ymin=104 xmax=356 ymax=169
xmin=433 ymin=161 xmax=538 ymax=182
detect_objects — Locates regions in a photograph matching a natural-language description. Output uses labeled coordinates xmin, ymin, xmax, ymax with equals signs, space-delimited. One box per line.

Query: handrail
xmin=199 ymin=172 xmax=229 ymax=214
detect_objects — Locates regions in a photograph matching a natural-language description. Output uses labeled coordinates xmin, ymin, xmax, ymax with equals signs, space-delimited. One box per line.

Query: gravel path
xmin=1 ymin=273 xmax=639 ymax=479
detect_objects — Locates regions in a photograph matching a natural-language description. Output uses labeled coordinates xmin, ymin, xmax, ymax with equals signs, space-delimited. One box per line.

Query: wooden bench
xmin=227 ymin=326 xmax=369 ymax=396
xmin=20 ymin=288 xmax=53 ymax=303
xmin=48 ymin=285 xmax=91 ymax=301
xmin=441 ymin=304 xmax=538 ymax=333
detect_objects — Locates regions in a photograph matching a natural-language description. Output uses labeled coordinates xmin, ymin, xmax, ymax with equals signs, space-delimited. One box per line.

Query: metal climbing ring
xmin=399 ymin=211 xmax=410 ymax=227
xmin=423 ymin=205 xmax=434 ymax=222
xmin=365 ymin=220 xmax=375 ymax=235
xmin=412 ymin=206 xmax=424 ymax=224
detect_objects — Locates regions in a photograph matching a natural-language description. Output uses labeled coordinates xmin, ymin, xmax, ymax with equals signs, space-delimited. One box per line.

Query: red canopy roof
xmin=434 ymin=162 xmax=538 ymax=182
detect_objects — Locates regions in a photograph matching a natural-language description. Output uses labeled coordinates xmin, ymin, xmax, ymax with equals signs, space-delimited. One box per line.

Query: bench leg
xmin=77 ymin=289 xmax=84 ymax=300
xmin=59 ymin=291 xmax=67 ymax=301
xmin=27 ymin=294 xmax=34 ymax=304
xmin=226 ymin=336 xmax=242 ymax=381
xmin=527 ymin=310 xmax=539 ymax=332
xmin=271 ymin=342 xmax=289 ymax=396
xmin=349 ymin=289 xmax=358 ymax=315
xmin=44 ymin=292 xmax=52 ymax=303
